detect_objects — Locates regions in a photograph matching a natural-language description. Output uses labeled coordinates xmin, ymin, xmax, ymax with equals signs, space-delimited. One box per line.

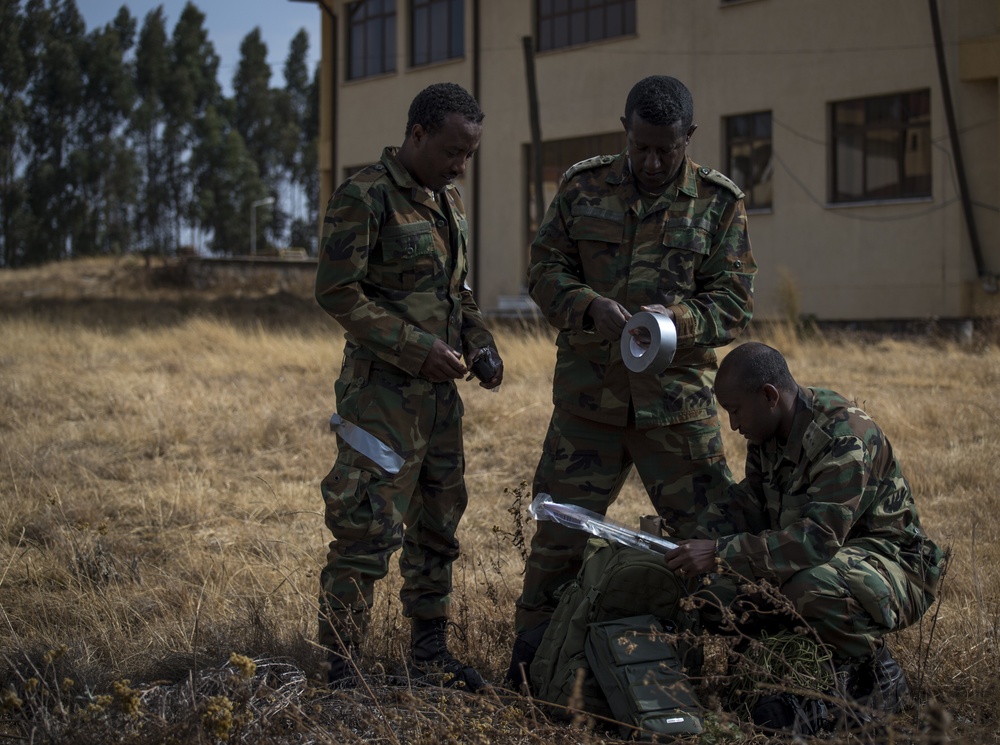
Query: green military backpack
xmin=528 ymin=539 xmax=702 ymax=735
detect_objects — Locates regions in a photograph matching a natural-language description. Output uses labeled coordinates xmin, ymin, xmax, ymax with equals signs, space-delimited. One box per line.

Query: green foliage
xmin=0 ymin=0 xmax=319 ymax=266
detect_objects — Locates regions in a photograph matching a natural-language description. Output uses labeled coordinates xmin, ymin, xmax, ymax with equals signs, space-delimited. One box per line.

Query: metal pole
xmin=251 ymin=197 xmax=276 ymax=256
xmin=522 ymin=36 xmax=545 ymax=237
xmin=928 ymin=0 xmax=992 ymax=287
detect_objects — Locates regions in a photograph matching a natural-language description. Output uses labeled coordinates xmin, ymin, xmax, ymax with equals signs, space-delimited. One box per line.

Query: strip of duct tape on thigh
xmin=620 ymin=311 xmax=677 ymax=374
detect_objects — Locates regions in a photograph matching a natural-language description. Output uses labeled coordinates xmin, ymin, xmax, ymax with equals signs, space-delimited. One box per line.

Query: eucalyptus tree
xmin=282 ymin=29 xmax=309 ymax=221
xmin=20 ymin=0 xmax=87 ymax=264
xmin=288 ymin=59 xmax=320 ymax=254
xmin=76 ymin=6 xmax=137 ymax=255
xmin=0 ymin=0 xmax=28 ymax=266
xmin=133 ymin=6 xmax=171 ymax=253
xmin=165 ymin=1 xmax=221 ymax=251
xmin=232 ymin=28 xmax=280 ymax=250
xmin=192 ymin=102 xmax=266 ymax=256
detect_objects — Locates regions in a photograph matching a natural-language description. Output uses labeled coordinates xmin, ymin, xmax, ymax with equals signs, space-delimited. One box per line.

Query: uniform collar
xmin=381 ymin=146 xmax=447 ymax=214
xmin=765 ymin=385 xmax=815 ymax=464
xmin=608 ymin=153 xmax=700 ymax=211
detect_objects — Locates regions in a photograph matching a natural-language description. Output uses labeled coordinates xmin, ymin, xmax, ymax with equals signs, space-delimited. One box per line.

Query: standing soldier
xmin=507 ymin=75 xmax=756 ymax=686
xmin=316 ymin=82 xmax=503 ymax=691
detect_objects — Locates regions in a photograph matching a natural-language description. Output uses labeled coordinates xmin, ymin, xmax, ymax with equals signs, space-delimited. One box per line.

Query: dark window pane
xmin=411 ymin=0 xmax=462 ymax=67
xmin=553 ymin=15 xmax=568 ymax=48
xmin=386 ymin=16 xmax=395 ymax=70
xmin=754 ymin=112 xmax=771 ymax=138
xmin=570 ymin=11 xmax=586 ymax=44
xmin=350 ymin=25 xmax=364 ymax=78
xmin=413 ymin=6 xmax=428 ymax=65
xmin=606 ymin=6 xmax=622 ymax=36
xmin=348 ymin=0 xmax=396 ymax=78
xmin=539 ymin=18 xmax=552 ymax=51
xmin=451 ymin=0 xmax=464 ymax=56
xmin=831 ymin=90 xmax=930 ymax=202
xmin=587 ymin=8 xmax=602 ymax=40
xmin=537 ymin=0 xmax=633 ymax=50
xmin=725 ymin=111 xmax=772 ymax=209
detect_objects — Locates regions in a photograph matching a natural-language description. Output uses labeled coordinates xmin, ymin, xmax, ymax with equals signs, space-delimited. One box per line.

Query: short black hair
xmin=718 ymin=342 xmax=796 ymax=395
xmin=624 ymin=75 xmax=694 ymax=129
xmin=404 ymin=82 xmax=484 ymax=139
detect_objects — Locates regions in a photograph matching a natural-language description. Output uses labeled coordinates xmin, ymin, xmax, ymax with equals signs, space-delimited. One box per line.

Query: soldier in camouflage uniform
xmin=507 ymin=75 xmax=756 ymax=685
xmin=315 ymin=83 xmax=502 ymax=692
xmin=665 ymin=342 xmax=943 ymax=730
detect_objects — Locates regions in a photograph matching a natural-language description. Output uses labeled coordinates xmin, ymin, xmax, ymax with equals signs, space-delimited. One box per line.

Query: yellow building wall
xmin=314 ymin=0 xmax=1000 ymax=321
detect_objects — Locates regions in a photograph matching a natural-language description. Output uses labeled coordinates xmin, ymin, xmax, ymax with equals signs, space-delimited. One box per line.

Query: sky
xmin=78 ymin=1 xmax=323 ymax=94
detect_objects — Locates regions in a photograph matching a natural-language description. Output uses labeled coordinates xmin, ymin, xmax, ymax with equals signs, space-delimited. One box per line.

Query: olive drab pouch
xmin=529 ymin=539 xmax=693 ymax=721
xmin=585 ymin=614 xmax=704 ymax=740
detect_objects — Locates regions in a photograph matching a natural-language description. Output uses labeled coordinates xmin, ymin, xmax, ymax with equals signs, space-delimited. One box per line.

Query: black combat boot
xmin=503 ymin=620 xmax=550 ymax=692
xmin=751 ymin=693 xmax=831 ymax=736
xmin=852 ymin=642 xmax=910 ymax=713
xmin=409 ymin=618 xmax=488 ymax=692
xmin=326 ymin=638 xmax=359 ymax=688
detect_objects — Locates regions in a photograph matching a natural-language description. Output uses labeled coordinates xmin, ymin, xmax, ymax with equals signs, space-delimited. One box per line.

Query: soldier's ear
xmin=685 ymin=124 xmax=698 ymax=143
xmin=409 ymin=123 xmax=427 ymax=146
xmin=761 ymin=383 xmax=781 ymax=409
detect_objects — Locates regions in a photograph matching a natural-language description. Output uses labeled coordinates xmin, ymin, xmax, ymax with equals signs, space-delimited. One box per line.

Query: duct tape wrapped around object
xmin=620 ymin=311 xmax=677 ymax=374
xmin=329 ymin=413 xmax=404 ymax=474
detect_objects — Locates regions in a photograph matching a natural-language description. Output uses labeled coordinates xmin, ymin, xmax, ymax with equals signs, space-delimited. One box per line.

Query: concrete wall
xmin=313 ymin=0 xmax=1000 ymax=320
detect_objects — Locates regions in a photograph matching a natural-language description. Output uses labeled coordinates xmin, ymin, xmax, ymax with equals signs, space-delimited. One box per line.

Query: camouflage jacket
xmin=527 ymin=153 xmax=755 ymax=427
xmin=711 ymin=386 xmax=942 ymax=589
xmin=315 ymin=146 xmax=495 ymax=376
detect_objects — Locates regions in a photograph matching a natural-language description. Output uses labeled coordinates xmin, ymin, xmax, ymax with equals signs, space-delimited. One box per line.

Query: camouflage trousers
xmin=318 ymin=357 xmax=468 ymax=650
xmin=694 ymin=545 xmax=937 ymax=659
xmin=514 ymin=406 xmax=732 ymax=636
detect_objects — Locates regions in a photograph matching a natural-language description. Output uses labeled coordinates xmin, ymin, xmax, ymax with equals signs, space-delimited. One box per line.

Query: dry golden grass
xmin=1 ymin=257 xmax=998 ymax=743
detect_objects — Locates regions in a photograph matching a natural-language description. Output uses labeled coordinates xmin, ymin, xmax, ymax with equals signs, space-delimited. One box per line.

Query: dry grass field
xmin=0 ymin=257 xmax=998 ymax=743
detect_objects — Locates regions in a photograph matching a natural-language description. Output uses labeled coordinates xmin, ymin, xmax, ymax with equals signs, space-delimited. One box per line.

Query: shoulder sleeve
xmin=699 ymin=167 xmax=745 ymax=200
xmin=561 ymin=154 xmax=616 ymax=185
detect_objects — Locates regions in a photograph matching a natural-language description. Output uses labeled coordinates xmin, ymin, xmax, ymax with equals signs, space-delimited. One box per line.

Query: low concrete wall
xmin=184 ymin=256 xmax=318 ymax=296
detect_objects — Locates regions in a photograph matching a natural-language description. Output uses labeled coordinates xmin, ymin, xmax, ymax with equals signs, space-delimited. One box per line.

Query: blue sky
xmin=78 ymin=1 xmax=323 ymax=94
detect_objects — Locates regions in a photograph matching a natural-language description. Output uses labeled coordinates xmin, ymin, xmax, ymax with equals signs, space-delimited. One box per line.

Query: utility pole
xmin=250 ymin=197 xmax=276 ymax=255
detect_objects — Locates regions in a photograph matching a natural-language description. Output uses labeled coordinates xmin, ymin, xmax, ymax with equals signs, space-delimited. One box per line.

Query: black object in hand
xmin=468 ymin=346 xmax=502 ymax=383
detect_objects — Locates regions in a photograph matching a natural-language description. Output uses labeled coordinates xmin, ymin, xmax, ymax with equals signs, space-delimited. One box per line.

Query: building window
xmin=537 ymin=0 xmax=635 ymax=52
xmin=526 ymin=132 xmax=626 ymax=245
xmin=411 ymin=0 xmax=463 ymax=67
xmin=725 ymin=111 xmax=772 ymax=210
xmin=831 ymin=90 xmax=931 ymax=203
xmin=347 ymin=0 xmax=396 ymax=80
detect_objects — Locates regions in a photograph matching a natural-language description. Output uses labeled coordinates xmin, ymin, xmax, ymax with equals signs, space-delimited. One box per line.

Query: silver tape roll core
xmin=620 ymin=311 xmax=677 ymax=374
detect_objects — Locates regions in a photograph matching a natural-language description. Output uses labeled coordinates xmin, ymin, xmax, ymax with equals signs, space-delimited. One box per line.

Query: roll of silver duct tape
xmin=620 ymin=311 xmax=677 ymax=374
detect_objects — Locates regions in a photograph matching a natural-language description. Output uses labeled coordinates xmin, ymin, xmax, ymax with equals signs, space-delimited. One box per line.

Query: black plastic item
xmin=469 ymin=346 xmax=502 ymax=383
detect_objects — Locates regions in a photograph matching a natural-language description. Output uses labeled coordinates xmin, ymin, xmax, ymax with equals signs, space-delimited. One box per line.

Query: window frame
xmin=535 ymin=0 xmax=636 ymax=53
xmin=524 ymin=131 xmax=626 ymax=247
xmin=829 ymin=89 xmax=932 ymax=204
xmin=724 ymin=110 xmax=773 ymax=211
xmin=346 ymin=0 xmax=397 ymax=81
xmin=410 ymin=0 xmax=464 ymax=67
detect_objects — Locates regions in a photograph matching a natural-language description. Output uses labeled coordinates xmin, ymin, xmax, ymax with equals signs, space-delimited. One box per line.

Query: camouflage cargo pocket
xmin=845 ymin=556 xmax=899 ymax=630
xmin=321 ymin=463 xmax=373 ymax=536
